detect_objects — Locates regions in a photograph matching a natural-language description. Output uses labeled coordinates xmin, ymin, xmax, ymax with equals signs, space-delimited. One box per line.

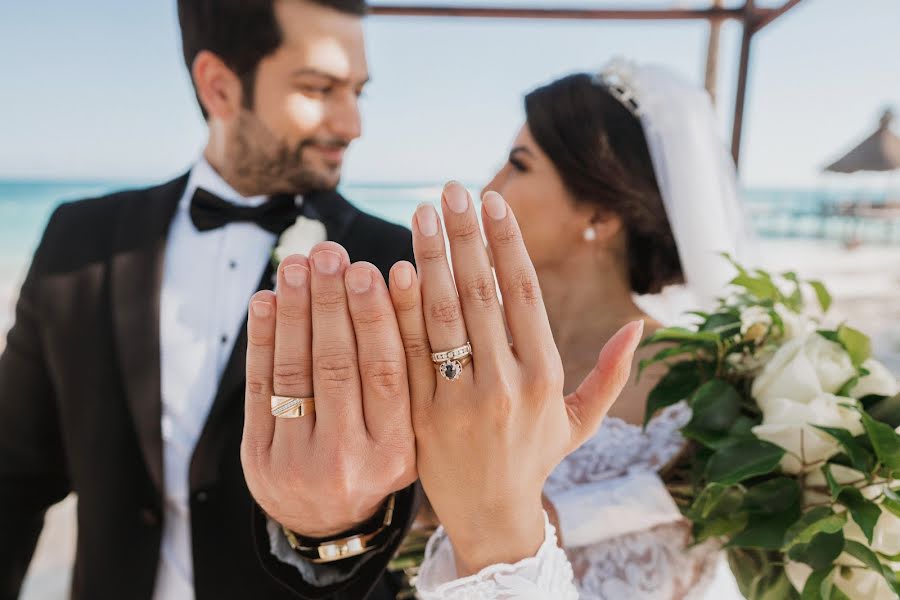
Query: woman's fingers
xmin=564 ymin=320 xmax=644 ymax=451
xmin=273 ymin=255 xmax=315 ymax=444
xmin=389 ymin=261 xmax=435 ymax=420
xmin=440 ymin=182 xmax=508 ymax=363
xmin=308 ymin=243 xmax=365 ymax=437
xmin=480 ymin=191 xmax=556 ymax=365
xmin=243 ymin=290 xmax=278 ymax=461
xmin=411 ymin=202 xmax=471 ymax=382
xmin=344 ymin=262 xmax=412 ymax=442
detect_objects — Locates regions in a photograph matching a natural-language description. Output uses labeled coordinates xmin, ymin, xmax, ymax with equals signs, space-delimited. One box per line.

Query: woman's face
xmin=482 ymin=124 xmax=587 ymax=270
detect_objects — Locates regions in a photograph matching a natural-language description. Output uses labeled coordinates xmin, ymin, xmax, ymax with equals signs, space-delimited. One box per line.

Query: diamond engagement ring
xmin=431 ymin=342 xmax=473 ymax=382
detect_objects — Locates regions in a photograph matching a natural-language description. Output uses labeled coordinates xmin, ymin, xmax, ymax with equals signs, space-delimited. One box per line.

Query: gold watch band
xmin=283 ymin=493 xmax=396 ymax=564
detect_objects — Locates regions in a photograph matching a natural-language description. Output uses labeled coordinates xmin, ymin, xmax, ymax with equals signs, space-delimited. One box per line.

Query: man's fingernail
xmin=392 ymin=264 xmax=413 ymax=290
xmin=251 ymin=301 xmax=271 ymax=318
xmin=482 ymin=191 xmax=508 ymax=220
xmin=346 ymin=267 xmax=373 ymax=294
xmin=312 ymin=250 xmax=341 ymax=274
xmin=416 ymin=203 xmax=439 ymax=237
xmin=444 ymin=182 xmax=469 ymax=214
xmin=283 ymin=264 xmax=309 ymax=288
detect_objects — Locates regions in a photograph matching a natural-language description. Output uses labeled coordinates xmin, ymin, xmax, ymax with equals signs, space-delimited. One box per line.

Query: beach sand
xmin=2 ymin=239 xmax=898 ymax=599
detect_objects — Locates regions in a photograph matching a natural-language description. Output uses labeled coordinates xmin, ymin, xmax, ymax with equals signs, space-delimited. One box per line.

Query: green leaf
xmin=743 ymin=478 xmax=802 ymax=514
xmin=688 ymin=379 xmax=743 ymax=433
xmin=859 ymin=410 xmax=900 ymax=470
xmin=808 ymin=280 xmax=833 ymax=313
xmin=814 ymin=426 xmax=875 ymax=473
xmin=868 ymin=393 xmax=900 ymax=429
xmin=822 ymin=464 xmax=843 ymax=499
xmin=706 ymin=440 xmax=786 ymax=485
xmin=883 ymin=487 xmax=900 ymax=519
xmin=836 ymin=376 xmax=861 ymax=398
xmin=729 ymin=501 xmax=802 ymax=550
xmin=637 ymin=344 xmax=700 ymax=379
xmin=800 ymin=569 xmax=831 ymax=600
xmin=644 ymin=361 xmax=704 ymax=427
xmin=844 ymin=540 xmax=900 ymax=595
xmin=837 ymin=325 xmax=872 ymax=367
xmin=787 ymin=530 xmax=845 ymax=570
xmin=693 ymin=512 xmax=749 ymax=543
xmin=642 ymin=326 xmax=720 ymax=346
xmin=731 ymin=273 xmax=780 ymax=302
xmin=783 ymin=507 xmax=848 ymax=549
xmin=700 ymin=312 xmax=742 ymax=335
xmin=836 ymin=486 xmax=881 ymax=544
xmin=688 ymin=483 xmax=744 ymax=520
xmin=818 ymin=330 xmax=841 ymax=344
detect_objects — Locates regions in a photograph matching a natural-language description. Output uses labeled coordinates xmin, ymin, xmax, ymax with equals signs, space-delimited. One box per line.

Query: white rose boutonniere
xmin=273 ymin=215 xmax=328 ymax=267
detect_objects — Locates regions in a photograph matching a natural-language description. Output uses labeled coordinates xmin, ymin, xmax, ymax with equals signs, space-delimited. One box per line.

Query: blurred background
xmin=2 ymin=0 xmax=899 ymax=597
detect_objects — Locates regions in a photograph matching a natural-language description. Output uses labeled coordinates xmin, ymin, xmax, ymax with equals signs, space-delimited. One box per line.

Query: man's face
xmin=227 ymin=0 xmax=369 ymax=195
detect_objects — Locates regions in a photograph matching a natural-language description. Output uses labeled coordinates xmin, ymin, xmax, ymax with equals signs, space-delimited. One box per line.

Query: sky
xmin=0 ymin=0 xmax=898 ymax=189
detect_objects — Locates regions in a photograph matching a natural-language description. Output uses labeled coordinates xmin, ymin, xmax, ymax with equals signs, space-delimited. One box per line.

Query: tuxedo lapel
xmin=189 ymin=190 xmax=360 ymax=491
xmin=110 ymin=174 xmax=188 ymax=493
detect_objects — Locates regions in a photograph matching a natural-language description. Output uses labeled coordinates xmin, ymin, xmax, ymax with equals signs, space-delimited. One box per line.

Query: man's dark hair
xmin=525 ymin=74 xmax=683 ymax=295
xmin=178 ymin=0 xmax=367 ymax=118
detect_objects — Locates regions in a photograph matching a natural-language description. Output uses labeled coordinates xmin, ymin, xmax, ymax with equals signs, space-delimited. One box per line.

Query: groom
xmin=0 ymin=1 xmax=421 ymax=599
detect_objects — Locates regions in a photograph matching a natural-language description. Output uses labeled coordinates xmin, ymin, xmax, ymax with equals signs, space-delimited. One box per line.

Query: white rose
xmin=834 ymin=565 xmax=896 ymax=600
xmin=850 ymin=358 xmax=899 ymax=399
xmin=843 ymin=505 xmax=900 ymax=556
xmin=751 ymin=394 xmax=863 ymax=474
xmin=273 ymin=216 xmax=328 ymax=264
xmin=804 ymin=465 xmax=887 ymax=503
xmin=752 ymin=334 xmax=857 ymax=407
xmin=740 ymin=306 xmax=773 ymax=342
xmin=774 ymin=303 xmax=817 ymax=340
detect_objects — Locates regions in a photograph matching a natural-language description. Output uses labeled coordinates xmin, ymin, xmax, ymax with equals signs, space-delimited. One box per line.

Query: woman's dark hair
xmin=177 ymin=0 xmax=367 ymax=117
xmin=524 ymin=73 xmax=683 ymax=295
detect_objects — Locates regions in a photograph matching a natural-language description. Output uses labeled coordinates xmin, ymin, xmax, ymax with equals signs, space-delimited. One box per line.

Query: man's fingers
xmin=273 ymin=255 xmax=315 ymax=444
xmin=309 ymin=243 xmax=365 ymax=436
xmin=344 ymin=261 xmax=412 ymax=441
xmin=563 ymin=320 xmax=644 ymax=452
xmin=243 ymin=290 xmax=278 ymax=461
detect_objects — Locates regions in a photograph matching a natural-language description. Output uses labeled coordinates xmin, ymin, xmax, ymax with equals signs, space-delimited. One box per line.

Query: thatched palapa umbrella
xmin=825 ymin=109 xmax=900 ymax=174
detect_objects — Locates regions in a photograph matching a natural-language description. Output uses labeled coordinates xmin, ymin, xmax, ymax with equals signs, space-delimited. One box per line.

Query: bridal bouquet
xmin=644 ymin=259 xmax=900 ymax=599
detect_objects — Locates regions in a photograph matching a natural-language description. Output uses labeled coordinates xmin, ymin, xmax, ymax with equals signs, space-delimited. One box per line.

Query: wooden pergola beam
xmin=368 ymin=1 xmax=808 ymax=169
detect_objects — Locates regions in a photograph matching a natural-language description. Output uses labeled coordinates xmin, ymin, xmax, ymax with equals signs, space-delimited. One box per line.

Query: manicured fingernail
xmin=627 ymin=320 xmax=645 ymax=349
xmin=416 ymin=203 xmax=439 ymax=237
xmin=482 ymin=191 xmax=507 ymax=220
xmin=346 ymin=267 xmax=372 ymax=294
xmin=392 ymin=264 xmax=413 ymax=290
xmin=251 ymin=301 xmax=271 ymax=318
xmin=312 ymin=250 xmax=341 ymax=274
xmin=444 ymin=182 xmax=469 ymax=214
xmin=283 ymin=264 xmax=309 ymax=288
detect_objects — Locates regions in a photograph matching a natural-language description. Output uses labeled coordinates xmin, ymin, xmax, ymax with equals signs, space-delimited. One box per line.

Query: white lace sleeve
xmin=544 ymin=402 xmax=721 ymax=599
xmin=415 ymin=511 xmax=578 ymax=600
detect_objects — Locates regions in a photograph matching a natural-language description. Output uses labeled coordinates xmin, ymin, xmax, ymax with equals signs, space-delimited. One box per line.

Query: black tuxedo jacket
xmin=0 ymin=174 xmax=420 ymax=600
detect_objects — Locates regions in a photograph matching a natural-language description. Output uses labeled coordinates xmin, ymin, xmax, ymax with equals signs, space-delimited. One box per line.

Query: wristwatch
xmin=282 ymin=493 xmax=397 ymax=563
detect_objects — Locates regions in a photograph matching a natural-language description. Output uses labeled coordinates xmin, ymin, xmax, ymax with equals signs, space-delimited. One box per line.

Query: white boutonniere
xmin=271 ymin=215 xmax=328 ymax=271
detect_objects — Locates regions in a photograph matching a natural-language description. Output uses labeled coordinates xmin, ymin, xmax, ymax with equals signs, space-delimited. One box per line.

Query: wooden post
xmin=731 ymin=0 xmax=757 ymax=168
xmin=704 ymin=0 xmax=725 ymax=105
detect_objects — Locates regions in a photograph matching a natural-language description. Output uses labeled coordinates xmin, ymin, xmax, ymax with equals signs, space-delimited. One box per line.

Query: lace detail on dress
xmin=416 ymin=511 xmax=578 ymax=600
xmin=546 ymin=401 xmax=721 ymax=599
xmin=545 ymin=402 xmax=691 ymax=496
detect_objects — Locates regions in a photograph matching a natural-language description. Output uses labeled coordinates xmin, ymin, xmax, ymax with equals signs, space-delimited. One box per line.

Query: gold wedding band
xmin=431 ymin=342 xmax=473 ymax=382
xmin=271 ymin=395 xmax=315 ymax=419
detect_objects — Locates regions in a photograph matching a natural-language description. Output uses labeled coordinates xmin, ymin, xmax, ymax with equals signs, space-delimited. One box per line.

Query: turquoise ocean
xmin=1 ymin=180 xmax=897 ymax=278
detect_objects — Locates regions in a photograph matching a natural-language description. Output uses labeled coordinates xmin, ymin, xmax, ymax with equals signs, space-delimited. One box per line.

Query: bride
xmin=414 ymin=60 xmax=752 ymax=598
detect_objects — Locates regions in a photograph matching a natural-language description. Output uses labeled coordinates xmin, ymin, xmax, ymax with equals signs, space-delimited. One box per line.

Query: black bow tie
xmin=189 ymin=187 xmax=302 ymax=234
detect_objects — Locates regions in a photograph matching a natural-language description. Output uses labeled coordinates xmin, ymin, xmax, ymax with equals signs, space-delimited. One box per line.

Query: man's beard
xmin=224 ymin=110 xmax=349 ymax=196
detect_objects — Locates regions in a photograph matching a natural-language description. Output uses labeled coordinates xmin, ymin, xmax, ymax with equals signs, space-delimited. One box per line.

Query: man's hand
xmin=241 ymin=242 xmax=417 ymax=538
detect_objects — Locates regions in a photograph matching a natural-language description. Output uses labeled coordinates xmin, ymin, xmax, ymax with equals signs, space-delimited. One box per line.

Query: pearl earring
xmin=583 ymin=227 xmax=597 ymax=242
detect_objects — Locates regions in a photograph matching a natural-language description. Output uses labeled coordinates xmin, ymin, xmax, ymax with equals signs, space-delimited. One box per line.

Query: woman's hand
xmin=388 ymin=182 xmax=643 ymax=576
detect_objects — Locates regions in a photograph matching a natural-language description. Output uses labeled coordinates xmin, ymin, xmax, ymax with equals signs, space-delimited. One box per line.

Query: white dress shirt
xmin=153 ymin=158 xmax=281 ymax=599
